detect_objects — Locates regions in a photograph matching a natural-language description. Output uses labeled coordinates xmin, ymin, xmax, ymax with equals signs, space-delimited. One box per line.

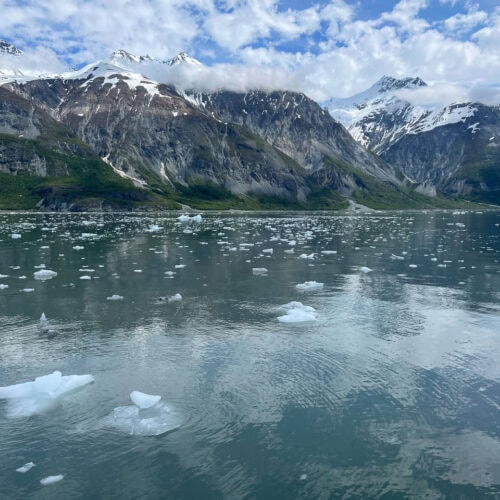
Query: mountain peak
xmin=0 ymin=39 xmax=23 ymax=56
xmin=167 ymin=52 xmax=202 ymax=67
xmin=375 ymin=75 xmax=427 ymax=93
xmin=109 ymin=49 xmax=155 ymax=64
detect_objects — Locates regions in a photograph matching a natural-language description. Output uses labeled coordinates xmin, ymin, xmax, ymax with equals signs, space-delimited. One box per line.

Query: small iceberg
xmin=105 ymin=391 xmax=183 ymax=436
xmin=296 ymin=281 xmax=324 ymax=291
xmin=359 ymin=266 xmax=373 ymax=273
xmin=177 ymin=214 xmax=202 ymax=224
xmin=16 ymin=462 xmax=35 ymax=473
xmin=40 ymin=474 xmax=64 ymax=485
xmin=252 ymin=267 xmax=268 ymax=276
xmin=0 ymin=371 xmax=94 ymax=418
xmin=278 ymin=302 xmax=317 ymax=323
xmin=33 ymin=269 xmax=57 ymax=280
xmin=106 ymin=294 xmax=124 ymax=301
xmin=39 ymin=312 xmax=50 ymax=334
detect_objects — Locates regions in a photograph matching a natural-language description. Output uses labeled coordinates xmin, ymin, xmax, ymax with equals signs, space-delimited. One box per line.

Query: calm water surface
xmin=0 ymin=211 xmax=499 ymax=499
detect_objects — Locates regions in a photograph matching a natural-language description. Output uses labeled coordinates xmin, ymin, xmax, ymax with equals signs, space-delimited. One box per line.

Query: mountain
xmin=0 ymin=52 xmax=476 ymax=210
xmin=0 ymin=40 xmax=23 ymax=56
xmin=326 ymin=76 xmax=500 ymax=203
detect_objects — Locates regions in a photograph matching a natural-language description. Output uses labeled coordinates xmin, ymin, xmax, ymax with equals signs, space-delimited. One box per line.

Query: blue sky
xmin=0 ymin=0 xmax=499 ymax=100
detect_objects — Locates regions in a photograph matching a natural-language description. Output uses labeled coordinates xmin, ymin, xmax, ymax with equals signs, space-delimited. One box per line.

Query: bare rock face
xmin=326 ymin=77 xmax=500 ymax=204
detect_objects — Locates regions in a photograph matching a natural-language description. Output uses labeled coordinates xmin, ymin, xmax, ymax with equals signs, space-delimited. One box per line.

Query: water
xmin=0 ymin=210 xmax=499 ymax=499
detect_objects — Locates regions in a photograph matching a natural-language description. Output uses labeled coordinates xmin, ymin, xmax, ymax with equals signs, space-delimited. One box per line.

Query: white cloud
xmin=0 ymin=0 xmax=498 ymax=102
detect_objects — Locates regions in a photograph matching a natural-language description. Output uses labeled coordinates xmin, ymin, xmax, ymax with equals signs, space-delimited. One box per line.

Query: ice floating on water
xmin=252 ymin=267 xmax=268 ymax=276
xmin=130 ymin=390 xmax=161 ymax=409
xmin=168 ymin=293 xmax=182 ymax=303
xmin=321 ymin=250 xmax=337 ymax=255
xmin=177 ymin=214 xmax=202 ymax=224
xmin=40 ymin=475 xmax=64 ymax=485
xmin=390 ymin=254 xmax=404 ymax=260
xmin=33 ymin=269 xmax=57 ymax=280
xmin=0 ymin=371 xmax=94 ymax=418
xmin=299 ymin=253 xmax=315 ymax=260
xmin=73 ymin=245 xmax=84 ymax=250
xmin=409 ymin=264 xmax=418 ymax=268
xmin=39 ymin=312 xmax=50 ymax=334
xmin=105 ymin=391 xmax=183 ymax=436
xmin=11 ymin=233 xmax=21 ymax=239
xmin=16 ymin=462 xmax=35 ymax=473
xmin=296 ymin=281 xmax=324 ymax=291
xmin=107 ymin=294 xmax=124 ymax=301
xmin=0 ymin=284 xmax=8 ymax=289
xmin=359 ymin=267 xmax=373 ymax=273
xmin=278 ymin=302 xmax=317 ymax=323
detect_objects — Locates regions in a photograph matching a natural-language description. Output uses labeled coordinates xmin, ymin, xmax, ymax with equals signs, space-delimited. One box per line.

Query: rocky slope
xmin=0 ymin=44 xmax=477 ymax=210
xmin=326 ymin=76 xmax=500 ymax=202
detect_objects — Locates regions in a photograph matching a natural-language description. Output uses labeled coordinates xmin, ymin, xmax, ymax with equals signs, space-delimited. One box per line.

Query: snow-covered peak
xmin=374 ymin=75 xmax=427 ymax=93
xmin=167 ymin=52 xmax=202 ymax=67
xmin=63 ymin=60 xmax=162 ymax=97
xmin=109 ymin=49 xmax=157 ymax=65
xmin=0 ymin=40 xmax=22 ymax=56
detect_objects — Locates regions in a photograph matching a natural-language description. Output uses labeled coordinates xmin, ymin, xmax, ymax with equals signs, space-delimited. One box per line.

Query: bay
xmin=0 ymin=210 xmax=499 ymax=499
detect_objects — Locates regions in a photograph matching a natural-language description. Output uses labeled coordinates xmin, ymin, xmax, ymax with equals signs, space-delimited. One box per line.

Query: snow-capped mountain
xmin=0 ymin=40 xmax=23 ymax=56
xmin=326 ymin=76 xmax=500 ymax=201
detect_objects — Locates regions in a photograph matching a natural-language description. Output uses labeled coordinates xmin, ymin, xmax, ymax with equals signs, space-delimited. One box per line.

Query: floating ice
xmin=16 ymin=462 xmax=35 ymax=473
xmin=107 ymin=294 xmax=124 ymax=301
xmin=262 ymin=248 xmax=273 ymax=254
xmin=174 ymin=264 xmax=186 ymax=269
xmin=177 ymin=214 xmax=202 ymax=224
xmin=299 ymin=253 xmax=315 ymax=260
xmin=80 ymin=275 xmax=91 ymax=280
xmin=252 ymin=267 xmax=268 ymax=276
xmin=321 ymin=250 xmax=337 ymax=255
xmin=105 ymin=391 xmax=182 ymax=436
xmin=73 ymin=245 xmax=84 ymax=250
xmin=40 ymin=475 xmax=64 ymax=485
xmin=0 ymin=371 xmax=94 ymax=418
xmin=168 ymin=293 xmax=182 ymax=303
xmin=130 ymin=391 xmax=161 ymax=409
xmin=409 ymin=264 xmax=418 ymax=268
xmin=39 ymin=313 xmax=50 ymax=334
xmin=11 ymin=233 xmax=21 ymax=239
xmin=33 ymin=269 xmax=57 ymax=280
xmin=296 ymin=281 xmax=324 ymax=291
xmin=278 ymin=302 xmax=317 ymax=323
xmin=22 ymin=288 xmax=35 ymax=293
xmin=359 ymin=266 xmax=373 ymax=273
xmin=191 ymin=214 xmax=202 ymax=223
xmin=390 ymin=254 xmax=404 ymax=260
xmin=0 ymin=284 xmax=8 ymax=289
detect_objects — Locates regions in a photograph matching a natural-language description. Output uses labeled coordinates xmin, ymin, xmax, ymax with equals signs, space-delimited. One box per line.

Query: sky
xmin=1 ymin=0 xmax=499 ymax=101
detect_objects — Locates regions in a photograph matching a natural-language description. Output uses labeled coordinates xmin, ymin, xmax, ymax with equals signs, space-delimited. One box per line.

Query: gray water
xmin=0 ymin=210 xmax=499 ymax=499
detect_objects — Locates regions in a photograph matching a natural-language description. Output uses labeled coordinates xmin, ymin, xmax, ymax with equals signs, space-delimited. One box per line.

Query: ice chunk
xmin=40 ymin=475 xmax=64 ymax=485
xmin=0 ymin=371 xmax=94 ymax=418
xmin=252 ymin=267 xmax=268 ymax=276
xmin=191 ymin=214 xmax=202 ymax=223
xmin=168 ymin=293 xmax=182 ymax=303
xmin=296 ymin=281 xmax=324 ymax=291
xmin=320 ymin=250 xmax=337 ymax=255
xmin=278 ymin=302 xmax=317 ymax=323
xmin=359 ymin=266 xmax=373 ymax=273
xmin=16 ymin=462 xmax=35 ymax=473
xmin=130 ymin=390 xmax=161 ymax=409
xmin=107 ymin=294 xmax=124 ymax=301
xmin=262 ymin=248 xmax=273 ymax=254
xmin=33 ymin=269 xmax=57 ymax=280
xmin=11 ymin=233 xmax=21 ymax=239
xmin=104 ymin=394 xmax=183 ymax=436
xmin=0 ymin=284 xmax=8 ymax=289
xmin=177 ymin=215 xmax=191 ymax=224
xmin=298 ymin=253 xmax=315 ymax=260
xmin=73 ymin=245 xmax=84 ymax=250
xmin=390 ymin=254 xmax=404 ymax=260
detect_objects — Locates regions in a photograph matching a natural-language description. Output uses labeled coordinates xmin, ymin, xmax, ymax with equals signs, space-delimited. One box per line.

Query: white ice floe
xmin=359 ymin=266 xmax=373 ymax=273
xmin=252 ymin=267 xmax=268 ymax=276
xmin=11 ymin=233 xmax=21 ymax=239
xmin=39 ymin=312 xmax=50 ymax=333
xmin=177 ymin=214 xmax=202 ymax=224
xmin=262 ymin=248 xmax=273 ymax=254
xmin=0 ymin=371 xmax=94 ymax=418
xmin=80 ymin=275 xmax=92 ymax=280
xmin=22 ymin=288 xmax=35 ymax=293
xmin=320 ymin=250 xmax=337 ymax=255
xmin=298 ymin=253 xmax=315 ymax=260
xmin=390 ymin=254 xmax=404 ymax=260
xmin=0 ymin=284 xmax=8 ymax=289
xmin=40 ymin=475 xmax=64 ymax=485
xmin=168 ymin=293 xmax=182 ymax=303
xmin=16 ymin=462 xmax=35 ymax=473
xmin=107 ymin=294 xmax=124 ymax=301
xmin=130 ymin=390 xmax=161 ymax=409
xmin=278 ymin=301 xmax=317 ymax=323
xmin=33 ymin=269 xmax=57 ymax=280
xmin=105 ymin=391 xmax=182 ymax=436
xmin=73 ymin=245 xmax=84 ymax=250
xmin=296 ymin=281 xmax=324 ymax=291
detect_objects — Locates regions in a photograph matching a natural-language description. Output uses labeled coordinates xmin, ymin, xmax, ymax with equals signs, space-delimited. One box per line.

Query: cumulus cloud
xmin=0 ymin=0 xmax=498 ymax=102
